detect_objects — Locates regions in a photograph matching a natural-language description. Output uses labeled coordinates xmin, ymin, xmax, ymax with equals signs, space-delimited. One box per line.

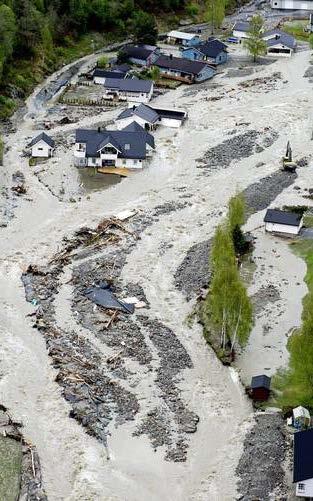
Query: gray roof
xmin=104 ymin=78 xmax=153 ymax=93
xmin=117 ymin=104 xmax=160 ymax=124
xmin=251 ymin=375 xmax=271 ymax=390
xmin=188 ymin=39 xmax=228 ymax=58
xmin=264 ymin=209 xmax=302 ymax=226
xmin=76 ymin=127 xmax=154 ymax=159
xmin=122 ymin=121 xmax=147 ymax=132
xmin=263 ymin=29 xmax=296 ymax=49
xmin=233 ymin=21 xmax=250 ymax=32
xmin=155 ymin=55 xmax=210 ymax=76
xmin=123 ymin=45 xmax=157 ymax=61
xmin=29 ymin=132 xmax=55 ymax=148
xmin=93 ymin=69 xmax=125 ymax=79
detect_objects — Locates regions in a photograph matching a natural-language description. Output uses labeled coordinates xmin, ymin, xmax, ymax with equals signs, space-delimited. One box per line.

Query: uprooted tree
xmin=244 ymin=14 xmax=267 ymax=63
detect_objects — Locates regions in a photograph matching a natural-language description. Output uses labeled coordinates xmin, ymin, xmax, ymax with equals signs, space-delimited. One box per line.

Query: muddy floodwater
xmin=0 ymin=38 xmax=312 ymax=501
xmin=78 ymin=168 xmax=121 ymax=193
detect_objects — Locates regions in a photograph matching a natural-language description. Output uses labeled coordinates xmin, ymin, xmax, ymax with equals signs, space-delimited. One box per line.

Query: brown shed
xmin=250 ymin=375 xmax=271 ymax=401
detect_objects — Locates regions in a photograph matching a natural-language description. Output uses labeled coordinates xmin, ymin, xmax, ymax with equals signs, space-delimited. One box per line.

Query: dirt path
xmin=0 ymin=47 xmax=312 ymax=500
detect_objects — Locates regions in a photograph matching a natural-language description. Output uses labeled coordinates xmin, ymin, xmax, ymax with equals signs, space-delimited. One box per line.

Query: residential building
xmin=271 ymin=0 xmax=313 ymax=9
xmin=232 ymin=21 xmax=251 ymax=41
xmin=74 ymin=125 xmax=154 ymax=169
xmin=264 ymin=209 xmax=303 ymax=235
xmin=116 ymin=103 xmax=187 ymax=130
xmin=294 ymin=428 xmax=313 ymax=497
xmin=263 ymin=29 xmax=296 ymax=56
xmin=181 ymin=38 xmax=228 ymax=65
xmin=93 ymin=69 xmax=126 ymax=85
xmin=103 ymin=78 xmax=154 ymax=103
xmin=154 ymin=55 xmax=216 ymax=83
xmin=166 ymin=30 xmax=201 ymax=46
xmin=121 ymin=45 xmax=160 ymax=66
xmin=29 ymin=132 xmax=55 ymax=158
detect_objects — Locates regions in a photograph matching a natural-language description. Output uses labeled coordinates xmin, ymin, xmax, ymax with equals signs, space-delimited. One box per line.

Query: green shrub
xmin=186 ymin=2 xmax=199 ymax=17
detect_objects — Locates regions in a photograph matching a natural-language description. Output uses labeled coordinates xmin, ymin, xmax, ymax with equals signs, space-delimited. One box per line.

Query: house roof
xmin=122 ymin=121 xmax=147 ymax=133
xmin=167 ymin=30 xmax=198 ymax=41
xmin=263 ymin=30 xmax=296 ymax=49
xmin=111 ymin=64 xmax=131 ymax=73
xmin=294 ymin=428 xmax=313 ymax=482
xmin=123 ymin=45 xmax=157 ymax=61
xmin=194 ymin=39 xmax=228 ymax=58
xmin=29 ymin=132 xmax=55 ymax=148
xmin=251 ymin=374 xmax=271 ymax=390
xmin=104 ymin=77 xmax=153 ymax=93
xmin=117 ymin=104 xmax=160 ymax=124
xmin=93 ymin=69 xmax=125 ymax=79
xmin=233 ymin=21 xmax=250 ymax=33
xmin=155 ymin=55 xmax=211 ymax=76
xmin=75 ymin=127 xmax=154 ymax=159
xmin=153 ymin=107 xmax=187 ymax=120
xmin=264 ymin=209 xmax=302 ymax=227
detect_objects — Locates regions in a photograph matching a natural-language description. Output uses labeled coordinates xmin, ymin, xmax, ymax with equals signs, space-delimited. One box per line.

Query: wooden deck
xmin=97 ymin=167 xmax=130 ymax=177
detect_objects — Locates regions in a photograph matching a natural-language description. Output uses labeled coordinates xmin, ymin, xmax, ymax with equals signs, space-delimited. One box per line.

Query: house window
xmin=103 ymin=146 xmax=117 ymax=154
xmin=38 ymin=147 xmax=43 ymax=150
xmin=77 ymin=143 xmax=85 ymax=151
xmin=134 ymin=160 xmax=138 ymax=164
xmin=298 ymin=483 xmax=305 ymax=492
xmin=91 ymin=158 xmax=96 ymax=164
xmin=122 ymin=160 xmax=126 ymax=164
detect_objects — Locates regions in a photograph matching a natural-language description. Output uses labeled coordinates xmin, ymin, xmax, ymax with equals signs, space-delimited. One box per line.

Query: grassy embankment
xmin=0 ymin=435 xmax=22 ymax=501
xmin=282 ymin=20 xmax=310 ymax=41
xmin=273 ymin=239 xmax=313 ymax=411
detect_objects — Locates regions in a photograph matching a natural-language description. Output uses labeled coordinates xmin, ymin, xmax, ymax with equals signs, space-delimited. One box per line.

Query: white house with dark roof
xmin=103 ymin=78 xmax=154 ymax=103
xmin=29 ymin=132 xmax=55 ymax=158
xmin=294 ymin=428 xmax=313 ymax=497
xmin=263 ymin=29 xmax=296 ymax=56
xmin=264 ymin=209 xmax=303 ymax=235
xmin=93 ymin=69 xmax=126 ymax=85
xmin=116 ymin=103 xmax=187 ymax=130
xmin=232 ymin=21 xmax=251 ymax=40
xmin=74 ymin=124 xmax=154 ymax=169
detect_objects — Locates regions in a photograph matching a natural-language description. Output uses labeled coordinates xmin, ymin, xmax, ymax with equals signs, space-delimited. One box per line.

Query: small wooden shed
xmin=250 ymin=374 xmax=271 ymax=401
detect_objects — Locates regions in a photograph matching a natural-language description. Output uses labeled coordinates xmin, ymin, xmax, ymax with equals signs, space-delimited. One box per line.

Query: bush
xmin=186 ymin=2 xmax=199 ymax=17
xmin=0 ymin=95 xmax=16 ymax=119
xmin=97 ymin=56 xmax=108 ymax=68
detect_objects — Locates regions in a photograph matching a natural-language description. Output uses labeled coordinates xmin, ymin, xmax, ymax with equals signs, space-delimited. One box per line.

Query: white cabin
xmin=264 ymin=209 xmax=303 ymax=235
xmin=29 ymin=132 xmax=55 ymax=158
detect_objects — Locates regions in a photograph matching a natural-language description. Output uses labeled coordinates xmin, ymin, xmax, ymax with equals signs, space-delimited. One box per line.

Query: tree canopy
xmin=244 ymin=14 xmax=267 ymax=62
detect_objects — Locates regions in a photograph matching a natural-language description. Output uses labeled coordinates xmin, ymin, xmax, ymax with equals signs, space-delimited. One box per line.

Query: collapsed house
xmin=116 ymin=103 xmax=187 ymax=130
xmin=154 ymin=55 xmax=216 ymax=83
xmin=74 ymin=124 xmax=155 ymax=169
xmin=103 ymin=78 xmax=154 ymax=103
xmin=28 ymin=132 xmax=55 ymax=158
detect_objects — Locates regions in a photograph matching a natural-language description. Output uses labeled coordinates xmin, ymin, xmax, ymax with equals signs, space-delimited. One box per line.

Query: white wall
xmin=116 ymin=158 xmax=143 ymax=169
xmin=271 ymin=0 xmax=313 ymax=8
xmin=32 ymin=140 xmax=53 ymax=158
xmin=265 ymin=222 xmax=301 ymax=235
xmin=160 ymin=117 xmax=182 ymax=128
xmin=116 ymin=115 xmax=148 ymax=130
xmin=267 ymin=44 xmax=292 ymax=57
xmin=94 ymin=76 xmax=106 ymax=85
xmin=233 ymin=30 xmax=249 ymax=39
xmin=296 ymin=477 xmax=313 ymax=497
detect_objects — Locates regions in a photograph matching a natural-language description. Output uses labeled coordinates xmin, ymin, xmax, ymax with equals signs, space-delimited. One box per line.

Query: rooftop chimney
xmin=170 ymin=53 xmax=173 ymax=60
xmin=98 ymin=126 xmax=101 ymax=133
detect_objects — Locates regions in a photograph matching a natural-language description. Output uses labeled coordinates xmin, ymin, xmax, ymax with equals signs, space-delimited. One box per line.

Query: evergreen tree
xmin=130 ymin=10 xmax=158 ymax=45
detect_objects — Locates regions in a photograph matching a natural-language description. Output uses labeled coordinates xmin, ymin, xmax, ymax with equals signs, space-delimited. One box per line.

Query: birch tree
xmin=244 ymin=15 xmax=267 ymax=63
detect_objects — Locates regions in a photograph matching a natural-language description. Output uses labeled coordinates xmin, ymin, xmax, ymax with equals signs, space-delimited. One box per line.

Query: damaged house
xmin=74 ymin=124 xmax=155 ymax=169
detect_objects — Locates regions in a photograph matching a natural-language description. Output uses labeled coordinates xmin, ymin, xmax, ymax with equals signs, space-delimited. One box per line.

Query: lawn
xmin=282 ymin=20 xmax=310 ymax=41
